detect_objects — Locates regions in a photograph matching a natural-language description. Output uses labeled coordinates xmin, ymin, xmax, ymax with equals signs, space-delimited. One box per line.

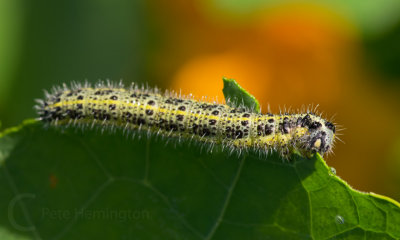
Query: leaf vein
xmin=205 ymin=156 xmax=246 ymax=240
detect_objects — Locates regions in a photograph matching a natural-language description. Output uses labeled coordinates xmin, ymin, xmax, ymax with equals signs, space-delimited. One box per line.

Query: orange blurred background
xmin=1 ymin=0 xmax=400 ymax=200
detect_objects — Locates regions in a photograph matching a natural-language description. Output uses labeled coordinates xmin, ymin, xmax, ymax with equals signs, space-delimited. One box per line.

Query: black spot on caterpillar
xmin=35 ymin=81 xmax=338 ymax=158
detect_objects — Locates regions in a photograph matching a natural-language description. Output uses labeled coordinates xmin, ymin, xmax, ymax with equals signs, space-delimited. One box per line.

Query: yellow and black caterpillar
xmin=36 ymin=81 xmax=337 ymax=157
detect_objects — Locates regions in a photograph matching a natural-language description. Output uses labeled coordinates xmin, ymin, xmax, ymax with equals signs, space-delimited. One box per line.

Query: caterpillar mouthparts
xmin=35 ymin=81 xmax=337 ymax=158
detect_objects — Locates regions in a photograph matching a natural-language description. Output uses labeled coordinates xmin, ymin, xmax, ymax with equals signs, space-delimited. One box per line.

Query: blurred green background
xmin=1 ymin=0 xmax=400 ymax=201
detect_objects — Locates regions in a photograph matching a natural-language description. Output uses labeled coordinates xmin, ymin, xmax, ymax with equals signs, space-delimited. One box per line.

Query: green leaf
xmin=222 ymin=77 xmax=261 ymax=113
xmin=0 ymin=120 xmax=399 ymax=240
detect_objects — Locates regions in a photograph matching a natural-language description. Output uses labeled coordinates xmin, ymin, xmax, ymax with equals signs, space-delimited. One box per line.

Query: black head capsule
xmin=298 ymin=115 xmax=336 ymax=155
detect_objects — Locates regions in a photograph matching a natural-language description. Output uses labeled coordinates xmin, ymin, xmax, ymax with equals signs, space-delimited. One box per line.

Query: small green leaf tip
xmin=222 ymin=77 xmax=261 ymax=113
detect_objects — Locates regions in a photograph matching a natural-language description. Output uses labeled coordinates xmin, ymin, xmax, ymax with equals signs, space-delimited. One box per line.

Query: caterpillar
xmin=35 ymin=81 xmax=337 ymax=158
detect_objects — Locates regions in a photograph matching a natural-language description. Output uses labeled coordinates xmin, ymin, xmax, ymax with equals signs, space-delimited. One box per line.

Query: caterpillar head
xmin=299 ymin=114 xmax=336 ymax=155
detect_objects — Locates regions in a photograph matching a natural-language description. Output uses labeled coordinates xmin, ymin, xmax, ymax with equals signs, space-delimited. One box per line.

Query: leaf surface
xmin=0 ymin=120 xmax=399 ymax=239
